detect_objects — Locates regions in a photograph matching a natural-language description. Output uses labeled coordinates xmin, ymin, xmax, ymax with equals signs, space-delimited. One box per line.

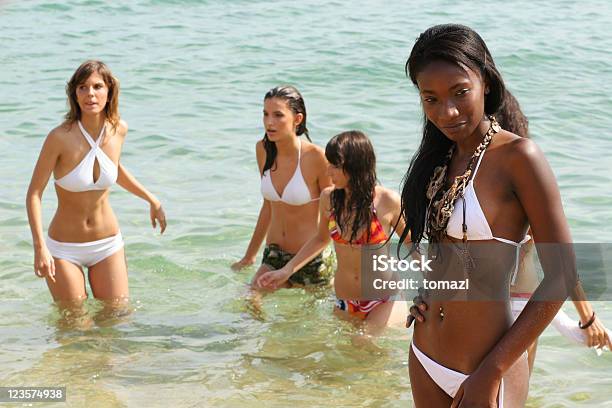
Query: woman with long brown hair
xmin=26 ymin=60 xmax=166 ymax=313
xmin=232 ymin=85 xmax=333 ymax=291
xmin=258 ymin=130 xmax=408 ymax=335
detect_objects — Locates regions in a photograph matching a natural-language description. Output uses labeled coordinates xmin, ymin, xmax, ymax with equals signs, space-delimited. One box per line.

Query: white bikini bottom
xmin=46 ymin=233 xmax=124 ymax=268
xmin=411 ymin=342 xmax=504 ymax=407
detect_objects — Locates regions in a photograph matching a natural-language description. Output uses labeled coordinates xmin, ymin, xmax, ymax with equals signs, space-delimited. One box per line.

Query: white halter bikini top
xmin=54 ymin=121 xmax=118 ymax=192
xmin=260 ymin=138 xmax=316 ymax=206
xmin=446 ymin=148 xmax=530 ymax=283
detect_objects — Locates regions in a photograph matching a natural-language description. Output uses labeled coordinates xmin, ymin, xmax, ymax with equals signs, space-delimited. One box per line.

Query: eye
xmin=422 ymin=96 xmax=436 ymax=104
xmin=274 ymin=112 xmax=284 ymax=118
xmin=94 ymin=84 xmax=103 ymax=89
xmin=457 ymin=88 xmax=470 ymax=96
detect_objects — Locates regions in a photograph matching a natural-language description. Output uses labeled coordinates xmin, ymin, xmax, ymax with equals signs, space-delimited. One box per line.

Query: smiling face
xmin=263 ymin=97 xmax=303 ymax=142
xmin=416 ymin=59 xmax=488 ymax=143
xmin=75 ymin=71 xmax=109 ymax=117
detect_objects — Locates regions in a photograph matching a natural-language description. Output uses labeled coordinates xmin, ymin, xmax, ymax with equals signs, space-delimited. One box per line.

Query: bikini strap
xmin=297 ymin=137 xmax=302 ymax=164
xmin=472 ymin=147 xmax=486 ymax=178
xmin=461 ymin=193 xmax=467 ymax=242
xmin=78 ymin=121 xmax=106 ymax=148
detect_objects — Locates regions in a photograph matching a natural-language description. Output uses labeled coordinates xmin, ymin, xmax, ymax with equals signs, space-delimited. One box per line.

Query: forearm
xmin=117 ymin=164 xmax=158 ymax=205
xmin=482 ymin=252 xmax=576 ymax=375
xmin=570 ymin=282 xmax=594 ymax=322
xmin=244 ymin=202 xmax=271 ymax=259
xmin=481 ymin=297 xmax=563 ymax=376
xmin=26 ymin=193 xmax=46 ymax=249
xmin=284 ymin=236 xmax=330 ymax=275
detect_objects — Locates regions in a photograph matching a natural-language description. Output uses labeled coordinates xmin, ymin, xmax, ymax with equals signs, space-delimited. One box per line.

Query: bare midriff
xmin=333 ymin=243 xmax=364 ymax=299
xmin=413 ymin=300 xmax=513 ymax=373
xmin=266 ymin=200 xmax=319 ymax=254
xmin=413 ymin=236 xmax=515 ymax=374
xmin=48 ymin=185 xmax=119 ymax=243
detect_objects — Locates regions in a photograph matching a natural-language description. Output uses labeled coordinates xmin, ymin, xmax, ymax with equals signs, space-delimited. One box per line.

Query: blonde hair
xmin=65 ymin=60 xmax=120 ymax=130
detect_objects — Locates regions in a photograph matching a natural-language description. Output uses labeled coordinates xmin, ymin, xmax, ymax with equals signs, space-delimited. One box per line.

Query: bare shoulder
xmin=255 ymin=139 xmax=264 ymax=153
xmin=376 ymin=185 xmax=400 ymax=207
xmin=255 ymin=139 xmax=265 ymax=159
xmin=46 ymin=122 xmax=74 ymax=148
xmin=490 ymin=131 xmax=543 ymax=168
xmin=320 ymin=186 xmax=334 ymax=207
xmin=255 ymin=139 xmax=266 ymax=172
xmin=490 ymin=129 xmax=522 ymax=148
xmin=48 ymin=124 xmax=66 ymax=141
xmin=497 ymin=136 xmax=553 ymax=193
xmin=301 ymin=139 xmax=326 ymax=164
xmin=375 ymin=185 xmax=401 ymax=219
xmin=492 ymin=130 xmax=538 ymax=156
xmin=508 ymin=136 xmax=542 ymax=158
xmin=320 ymin=186 xmax=334 ymax=199
xmin=117 ymin=119 xmax=129 ymax=138
xmin=501 ymin=136 xmax=544 ymax=169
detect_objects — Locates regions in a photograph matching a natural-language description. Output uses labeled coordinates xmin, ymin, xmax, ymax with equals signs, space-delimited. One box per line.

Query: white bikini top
xmin=54 ymin=121 xmax=118 ymax=192
xmin=446 ymin=148 xmax=530 ymax=283
xmin=260 ymin=138 xmax=316 ymax=206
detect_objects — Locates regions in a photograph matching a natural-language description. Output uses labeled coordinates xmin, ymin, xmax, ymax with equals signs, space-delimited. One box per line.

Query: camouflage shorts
xmin=262 ymin=243 xmax=334 ymax=286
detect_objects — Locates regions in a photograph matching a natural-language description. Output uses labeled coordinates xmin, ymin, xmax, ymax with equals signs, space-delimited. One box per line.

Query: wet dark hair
xmin=497 ymin=91 xmax=529 ymax=138
xmin=325 ymin=130 xmax=378 ymax=244
xmin=262 ymin=85 xmax=311 ymax=173
xmin=399 ymin=24 xmax=528 ymax=250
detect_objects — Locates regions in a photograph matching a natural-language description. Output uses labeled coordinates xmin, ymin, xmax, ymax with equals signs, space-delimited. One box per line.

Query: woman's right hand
xmin=406 ymin=293 xmax=428 ymax=328
xmin=231 ymin=256 xmax=255 ymax=271
xmin=34 ymin=246 xmax=55 ymax=283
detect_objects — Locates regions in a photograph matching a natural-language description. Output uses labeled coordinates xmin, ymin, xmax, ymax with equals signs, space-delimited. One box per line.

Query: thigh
xmin=501 ymin=352 xmax=530 ymax=408
xmin=364 ymin=301 xmax=394 ymax=336
xmin=364 ymin=301 xmax=409 ymax=336
xmin=408 ymin=346 xmax=454 ymax=408
xmin=88 ymin=248 xmax=129 ymax=300
xmin=46 ymin=258 xmax=87 ymax=302
xmin=526 ymin=340 xmax=538 ymax=375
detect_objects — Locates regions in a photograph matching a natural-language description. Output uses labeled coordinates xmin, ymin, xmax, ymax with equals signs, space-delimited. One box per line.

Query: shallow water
xmin=1 ymin=0 xmax=611 ymax=406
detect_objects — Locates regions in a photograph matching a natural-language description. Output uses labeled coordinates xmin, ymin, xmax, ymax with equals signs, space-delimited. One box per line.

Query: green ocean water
xmin=1 ymin=0 xmax=611 ymax=406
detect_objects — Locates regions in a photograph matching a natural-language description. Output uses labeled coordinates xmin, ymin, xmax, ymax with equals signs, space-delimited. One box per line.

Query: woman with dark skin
xmin=399 ymin=25 xmax=576 ymax=407
xmin=409 ymin=93 xmax=611 ymax=373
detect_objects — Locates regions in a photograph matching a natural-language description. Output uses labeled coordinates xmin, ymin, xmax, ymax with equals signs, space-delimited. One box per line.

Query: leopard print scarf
xmin=425 ymin=116 xmax=501 ymax=243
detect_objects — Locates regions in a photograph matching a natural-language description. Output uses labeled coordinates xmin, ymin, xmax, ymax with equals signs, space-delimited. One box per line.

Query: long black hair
xmin=262 ymin=85 xmax=311 ymax=173
xmin=399 ymin=24 xmax=528 ymax=250
xmin=325 ymin=131 xmax=378 ymax=244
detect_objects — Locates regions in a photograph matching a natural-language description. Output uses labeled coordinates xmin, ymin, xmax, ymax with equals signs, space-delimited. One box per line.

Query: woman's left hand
xmin=451 ymin=365 xmax=502 ymax=408
xmin=150 ymin=201 xmax=167 ymax=234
